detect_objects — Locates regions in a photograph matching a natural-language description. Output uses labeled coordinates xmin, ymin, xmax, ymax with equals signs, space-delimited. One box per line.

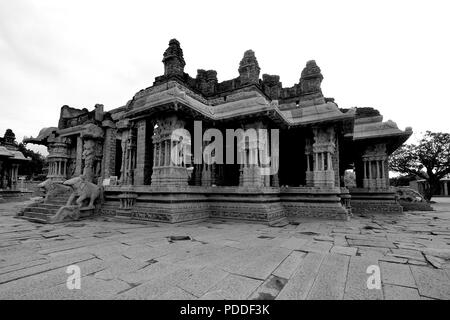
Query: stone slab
xmin=383 ymin=284 xmax=421 ymax=300
xmin=307 ymin=253 xmax=350 ymax=300
xmin=276 ymin=252 xmax=325 ymax=300
xmin=200 ymin=274 xmax=262 ymax=300
xmin=344 ymin=256 xmax=383 ymax=300
xmin=410 ymin=266 xmax=450 ymax=299
xmin=380 ymin=262 xmax=416 ymax=288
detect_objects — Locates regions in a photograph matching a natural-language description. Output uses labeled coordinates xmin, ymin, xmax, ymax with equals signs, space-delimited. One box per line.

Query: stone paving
xmin=1 ymin=198 xmax=450 ymax=300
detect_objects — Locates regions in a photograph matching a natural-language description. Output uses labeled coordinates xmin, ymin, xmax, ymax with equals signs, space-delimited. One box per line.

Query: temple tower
xmin=162 ymin=39 xmax=186 ymax=77
xmin=238 ymin=50 xmax=260 ymax=85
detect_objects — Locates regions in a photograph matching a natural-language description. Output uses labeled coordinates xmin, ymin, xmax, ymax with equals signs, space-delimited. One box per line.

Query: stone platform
xmin=101 ymin=185 xmax=350 ymax=224
xmin=349 ymin=188 xmax=403 ymax=215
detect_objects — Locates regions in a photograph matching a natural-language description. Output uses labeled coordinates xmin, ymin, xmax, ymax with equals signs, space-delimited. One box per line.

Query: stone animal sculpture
xmin=63 ymin=175 xmax=101 ymax=210
xmin=37 ymin=178 xmax=70 ymax=202
xmin=48 ymin=176 xmax=101 ymax=223
xmin=38 ymin=178 xmax=55 ymax=201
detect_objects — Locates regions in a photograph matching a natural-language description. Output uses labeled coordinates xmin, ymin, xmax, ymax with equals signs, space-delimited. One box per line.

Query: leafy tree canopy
xmin=17 ymin=143 xmax=46 ymax=179
xmin=390 ymin=131 xmax=450 ymax=200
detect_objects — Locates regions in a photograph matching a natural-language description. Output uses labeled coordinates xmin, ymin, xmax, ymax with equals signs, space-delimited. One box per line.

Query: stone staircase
xmin=20 ymin=193 xmax=70 ymax=224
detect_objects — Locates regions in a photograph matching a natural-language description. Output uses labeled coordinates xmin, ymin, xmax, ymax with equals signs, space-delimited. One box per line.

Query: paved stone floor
xmin=1 ymin=198 xmax=450 ymax=300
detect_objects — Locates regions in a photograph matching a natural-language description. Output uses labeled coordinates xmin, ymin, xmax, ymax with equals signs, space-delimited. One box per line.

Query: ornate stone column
xmin=238 ymin=123 xmax=264 ymax=188
xmin=201 ymin=139 xmax=213 ymax=187
xmin=305 ymin=138 xmax=314 ymax=186
xmin=311 ymin=126 xmax=336 ymax=188
xmin=150 ymin=115 xmax=190 ymax=187
xmin=124 ymin=128 xmax=136 ymax=185
xmin=135 ymin=119 xmax=153 ymax=185
xmin=47 ymin=137 xmax=71 ymax=182
xmin=80 ymin=124 xmax=104 ymax=184
xmin=101 ymin=119 xmax=117 ymax=181
xmin=362 ymin=143 xmax=388 ymax=190
xmin=11 ymin=164 xmax=19 ymax=190
xmin=74 ymin=136 xmax=83 ymax=176
xmin=115 ymin=119 xmax=131 ymax=185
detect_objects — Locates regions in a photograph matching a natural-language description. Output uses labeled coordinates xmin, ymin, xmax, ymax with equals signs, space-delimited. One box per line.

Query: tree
xmin=17 ymin=143 xmax=46 ymax=179
xmin=389 ymin=131 xmax=450 ymax=201
xmin=389 ymin=174 xmax=416 ymax=187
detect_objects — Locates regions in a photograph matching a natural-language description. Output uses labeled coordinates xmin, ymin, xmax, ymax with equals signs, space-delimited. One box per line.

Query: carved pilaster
xmin=311 ymin=126 xmax=336 ymax=188
xmin=80 ymin=124 xmax=104 ymax=184
xmin=362 ymin=143 xmax=389 ymax=190
xmin=150 ymin=114 xmax=190 ymax=187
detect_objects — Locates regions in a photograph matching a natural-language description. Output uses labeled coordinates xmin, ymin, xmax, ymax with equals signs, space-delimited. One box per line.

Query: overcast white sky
xmin=1 ymin=0 xmax=449 ymax=156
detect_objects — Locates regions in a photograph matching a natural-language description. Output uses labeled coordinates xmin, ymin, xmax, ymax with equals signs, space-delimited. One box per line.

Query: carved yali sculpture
xmin=49 ymin=176 xmax=101 ymax=223
xmin=37 ymin=178 xmax=70 ymax=202
xmin=64 ymin=175 xmax=101 ymax=209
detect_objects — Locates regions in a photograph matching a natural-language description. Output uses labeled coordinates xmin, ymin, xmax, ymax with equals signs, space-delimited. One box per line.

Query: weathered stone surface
xmin=277 ymin=253 xmax=325 ymax=300
xmin=178 ymin=267 xmax=229 ymax=297
xmin=272 ymin=251 xmax=306 ymax=279
xmin=347 ymin=238 xmax=396 ymax=249
xmin=410 ymin=266 xmax=450 ymax=299
xmin=330 ymin=245 xmax=357 ymax=256
xmin=200 ymin=274 xmax=262 ymax=300
xmin=383 ymin=284 xmax=421 ymax=300
xmin=380 ymin=262 xmax=416 ymax=288
xmin=280 ymin=237 xmax=308 ymax=250
xmin=344 ymin=256 xmax=383 ymax=300
xmin=298 ymin=240 xmax=333 ymax=254
xmin=2 ymin=199 xmax=450 ymax=300
xmin=249 ymin=275 xmax=287 ymax=300
xmin=307 ymin=253 xmax=349 ymax=300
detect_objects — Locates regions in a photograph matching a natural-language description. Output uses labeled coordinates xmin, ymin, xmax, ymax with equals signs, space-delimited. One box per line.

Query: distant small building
xmin=0 ymin=129 xmax=30 ymax=190
xmin=410 ymin=178 xmax=450 ymax=197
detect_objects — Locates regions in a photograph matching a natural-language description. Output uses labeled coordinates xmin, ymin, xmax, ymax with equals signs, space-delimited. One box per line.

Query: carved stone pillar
xmin=135 ymin=119 xmax=153 ymax=185
xmin=201 ymin=139 xmax=213 ymax=186
xmin=150 ymin=115 xmax=190 ymax=187
xmin=362 ymin=143 xmax=388 ymax=190
xmin=11 ymin=164 xmax=19 ymax=190
xmin=47 ymin=137 xmax=71 ymax=181
xmin=305 ymin=138 xmax=314 ymax=186
xmin=80 ymin=124 xmax=104 ymax=184
xmin=75 ymin=136 xmax=83 ymax=176
xmin=238 ymin=123 xmax=264 ymax=188
xmin=101 ymin=120 xmax=117 ymax=181
xmin=124 ymin=128 xmax=136 ymax=185
xmin=311 ymin=126 xmax=336 ymax=188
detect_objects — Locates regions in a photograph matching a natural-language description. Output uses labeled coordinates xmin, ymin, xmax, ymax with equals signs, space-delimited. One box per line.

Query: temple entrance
xmin=115 ymin=139 xmax=122 ymax=181
xmin=278 ymin=128 xmax=307 ymax=187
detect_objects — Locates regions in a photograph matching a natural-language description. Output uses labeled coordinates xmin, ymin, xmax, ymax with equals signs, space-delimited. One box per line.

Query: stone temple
xmin=21 ymin=39 xmax=412 ymax=224
xmin=0 ymin=129 xmax=30 ymax=202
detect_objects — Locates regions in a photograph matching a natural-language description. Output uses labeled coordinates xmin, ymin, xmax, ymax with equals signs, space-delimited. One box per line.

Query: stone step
xmin=22 ymin=211 xmax=52 ymax=222
xmin=33 ymin=203 xmax=62 ymax=209
xmin=46 ymin=200 xmax=67 ymax=206
xmin=24 ymin=207 xmax=58 ymax=215
xmin=19 ymin=216 xmax=49 ymax=224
